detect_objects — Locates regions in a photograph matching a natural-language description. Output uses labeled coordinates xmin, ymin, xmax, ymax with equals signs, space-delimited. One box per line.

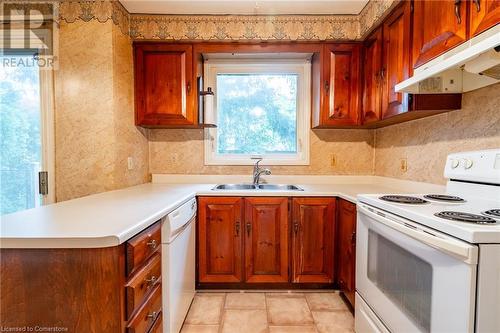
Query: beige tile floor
xmin=181 ymin=291 xmax=354 ymax=333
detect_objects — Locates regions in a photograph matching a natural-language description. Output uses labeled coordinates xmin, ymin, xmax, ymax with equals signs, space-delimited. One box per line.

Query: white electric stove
xmin=355 ymin=149 xmax=500 ymax=333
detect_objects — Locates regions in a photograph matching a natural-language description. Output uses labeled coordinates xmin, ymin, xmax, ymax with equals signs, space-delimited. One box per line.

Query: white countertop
xmin=0 ymin=175 xmax=444 ymax=249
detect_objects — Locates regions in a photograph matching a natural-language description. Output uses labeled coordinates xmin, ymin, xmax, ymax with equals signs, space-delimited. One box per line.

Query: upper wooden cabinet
xmin=469 ymin=0 xmax=500 ymax=36
xmin=292 ymin=198 xmax=335 ymax=283
xmin=412 ymin=0 xmax=469 ymax=68
xmin=134 ymin=43 xmax=197 ymax=127
xmin=381 ymin=1 xmax=412 ymax=119
xmin=336 ymin=199 xmax=357 ymax=308
xmin=244 ymin=197 xmax=289 ymax=283
xmin=197 ymin=197 xmax=243 ymax=283
xmin=312 ymin=44 xmax=362 ymax=128
xmin=362 ymin=28 xmax=383 ymax=124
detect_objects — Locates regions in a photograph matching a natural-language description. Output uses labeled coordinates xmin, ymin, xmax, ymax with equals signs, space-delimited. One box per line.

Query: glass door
xmin=0 ymin=52 xmax=54 ymax=215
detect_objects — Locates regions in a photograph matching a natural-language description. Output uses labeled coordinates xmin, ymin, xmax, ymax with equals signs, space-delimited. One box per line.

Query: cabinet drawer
xmin=148 ymin=312 xmax=162 ymax=333
xmin=126 ymin=222 xmax=161 ymax=276
xmin=126 ymin=284 xmax=162 ymax=333
xmin=125 ymin=253 xmax=162 ymax=319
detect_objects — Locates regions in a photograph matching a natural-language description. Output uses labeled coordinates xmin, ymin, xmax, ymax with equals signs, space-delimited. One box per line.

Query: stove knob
xmin=450 ymin=158 xmax=459 ymax=169
xmin=463 ymin=158 xmax=473 ymax=169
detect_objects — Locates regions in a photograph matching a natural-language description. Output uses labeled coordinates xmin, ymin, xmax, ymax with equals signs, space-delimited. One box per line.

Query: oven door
xmin=356 ymin=203 xmax=478 ymax=333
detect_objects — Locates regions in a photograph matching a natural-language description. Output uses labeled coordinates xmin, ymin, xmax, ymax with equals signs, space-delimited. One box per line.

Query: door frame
xmin=39 ymin=62 xmax=55 ymax=204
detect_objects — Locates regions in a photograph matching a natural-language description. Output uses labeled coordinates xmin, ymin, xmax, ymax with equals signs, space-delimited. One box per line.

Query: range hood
xmin=396 ymin=25 xmax=500 ymax=94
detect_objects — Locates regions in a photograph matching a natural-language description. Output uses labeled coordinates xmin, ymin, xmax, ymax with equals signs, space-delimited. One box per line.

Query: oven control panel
xmin=444 ymin=149 xmax=500 ymax=185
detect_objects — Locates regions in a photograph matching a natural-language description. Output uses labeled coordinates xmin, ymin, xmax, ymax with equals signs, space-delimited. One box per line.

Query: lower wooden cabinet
xmin=245 ymin=197 xmax=289 ymax=283
xmin=0 ymin=221 xmax=163 ymax=333
xmin=336 ymin=199 xmax=357 ymax=307
xmin=197 ymin=196 xmax=337 ymax=285
xmin=292 ymin=198 xmax=336 ymax=283
xmin=197 ymin=196 xmax=243 ymax=283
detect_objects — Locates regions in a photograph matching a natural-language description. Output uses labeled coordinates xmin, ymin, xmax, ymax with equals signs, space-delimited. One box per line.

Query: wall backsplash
xmin=149 ymin=129 xmax=375 ymax=175
xmin=374 ymin=83 xmax=500 ymax=185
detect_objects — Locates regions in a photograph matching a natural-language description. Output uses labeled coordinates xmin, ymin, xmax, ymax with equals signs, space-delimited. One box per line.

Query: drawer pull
xmin=147 ymin=311 xmax=159 ymax=321
xmin=147 ymin=239 xmax=157 ymax=249
xmin=145 ymin=275 xmax=159 ymax=288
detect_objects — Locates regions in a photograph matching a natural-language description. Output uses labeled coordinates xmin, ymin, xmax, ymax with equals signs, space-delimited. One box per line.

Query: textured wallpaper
xmin=54 ymin=20 xmax=149 ymax=202
xmin=149 ymin=129 xmax=375 ymax=175
xmin=374 ymin=84 xmax=500 ymax=185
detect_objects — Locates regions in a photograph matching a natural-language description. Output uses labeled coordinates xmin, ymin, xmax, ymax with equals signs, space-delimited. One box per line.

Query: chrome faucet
xmin=252 ymin=158 xmax=271 ymax=185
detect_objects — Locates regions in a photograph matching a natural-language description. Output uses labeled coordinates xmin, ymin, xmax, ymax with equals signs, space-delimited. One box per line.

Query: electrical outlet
xmin=400 ymin=158 xmax=408 ymax=172
xmin=331 ymin=154 xmax=336 ymax=167
xmin=127 ymin=157 xmax=134 ymax=170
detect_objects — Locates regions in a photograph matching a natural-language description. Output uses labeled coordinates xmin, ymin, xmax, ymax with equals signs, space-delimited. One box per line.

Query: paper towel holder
xmin=197 ymin=76 xmax=217 ymax=128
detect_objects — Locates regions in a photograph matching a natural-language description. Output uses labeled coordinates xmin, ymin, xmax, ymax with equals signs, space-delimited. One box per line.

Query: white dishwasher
xmin=161 ymin=198 xmax=197 ymax=333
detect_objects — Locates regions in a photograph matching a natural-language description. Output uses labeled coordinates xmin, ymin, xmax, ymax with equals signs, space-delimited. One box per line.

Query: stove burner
xmin=482 ymin=209 xmax=500 ymax=219
xmin=435 ymin=211 xmax=497 ymax=224
xmin=379 ymin=195 xmax=428 ymax=204
xmin=423 ymin=194 xmax=465 ymax=202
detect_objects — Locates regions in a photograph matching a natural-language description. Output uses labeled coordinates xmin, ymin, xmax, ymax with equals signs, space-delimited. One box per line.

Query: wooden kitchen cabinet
xmin=362 ymin=27 xmax=383 ymax=124
xmin=197 ymin=197 xmax=243 ymax=283
xmin=412 ymin=0 xmax=469 ymax=68
xmin=134 ymin=43 xmax=197 ymax=127
xmin=244 ymin=197 xmax=289 ymax=283
xmin=336 ymin=199 xmax=357 ymax=308
xmin=361 ymin=1 xmax=462 ymax=127
xmin=292 ymin=198 xmax=335 ymax=283
xmin=0 ymin=221 xmax=163 ymax=332
xmin=312 ymin=44 xmax=362 ymax=128
xmin=469 ymin=0 xmax=500 ymax=36
xmin=381 ymin=1 xmax=412 ymax=119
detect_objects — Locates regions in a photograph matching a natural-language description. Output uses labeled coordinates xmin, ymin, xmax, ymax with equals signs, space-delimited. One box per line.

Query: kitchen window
xmin=203 ymin=56 xmax=311 ymax=165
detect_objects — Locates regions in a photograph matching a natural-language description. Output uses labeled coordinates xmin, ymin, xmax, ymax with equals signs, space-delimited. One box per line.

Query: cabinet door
xmin=469 ymin=0 xmax=500 ymax=37
xmin=198 ymin=197 xmax=243 ymax=283
xmin=292 ymin=198 xmax=335 ymax=283
xmin=244 ymin=197 xmax=289 ymax=283
xmin=362 ymin=27 xmax=383 ymax=124
xmin=314 ymin=44 xmax=361 ymax=127
xmin=134 ymin=44 xmax=196 ymax=127
xmin=381 ymin=1 xmax=411 ymax=119
xmin=412 ymin=0 xmax=468 ymax=68
xmin=337 ymin=199 xmax=356 ymax=307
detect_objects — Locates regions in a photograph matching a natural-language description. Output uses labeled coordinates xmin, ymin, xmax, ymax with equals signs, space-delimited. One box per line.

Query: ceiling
xmin=119 ymin=0 xmax=370 ymax=15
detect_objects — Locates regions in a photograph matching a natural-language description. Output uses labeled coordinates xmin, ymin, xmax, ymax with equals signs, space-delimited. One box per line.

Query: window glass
xmin=0 ymin=55 xmax=42 ymax=214
xmin=216 ymin=73 xmax=298 ymax=155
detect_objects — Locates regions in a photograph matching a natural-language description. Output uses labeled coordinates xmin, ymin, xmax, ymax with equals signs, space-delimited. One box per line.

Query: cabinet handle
xmin=473 ymin=0 xmax=480 ymax=12
xmin=235 ymin=221 xmax=240 ymax=236
xmin=324 ymin=80 xmax=329 ymax=92
xmin=380 ymin=68 xmax=386 ymax=80
xmin=246 ymin=222 xmax=252 ymax=236
xmin=147 ymin=311 xmax=158 ymax=321
xmin=146 ymin=239 xmax=157 ymax=250
xmin=454 ymin=0 xmax=462 ymax=24
xmin=293 ymin=222 xmax=299 ymax=234
xmin=351 ymin=232 xmax=356 ymax=244
xmin=187 ymin=81 xmax=191 ymax=94
xmin=145 ymin=275 xmax=158 ymax=288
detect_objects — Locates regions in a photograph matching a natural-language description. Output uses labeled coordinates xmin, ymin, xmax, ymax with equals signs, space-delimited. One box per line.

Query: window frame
xmin=203 ymin=58 xmax=311 ymax=166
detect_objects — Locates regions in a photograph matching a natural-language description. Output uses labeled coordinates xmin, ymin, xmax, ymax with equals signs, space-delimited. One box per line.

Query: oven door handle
xmin=358 ymin=204 xmax=478 ymax=265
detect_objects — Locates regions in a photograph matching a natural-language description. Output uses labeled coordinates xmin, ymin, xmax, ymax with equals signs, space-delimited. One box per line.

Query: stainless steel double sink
xmin=212 ymin=184 xmax=303 ymax=191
